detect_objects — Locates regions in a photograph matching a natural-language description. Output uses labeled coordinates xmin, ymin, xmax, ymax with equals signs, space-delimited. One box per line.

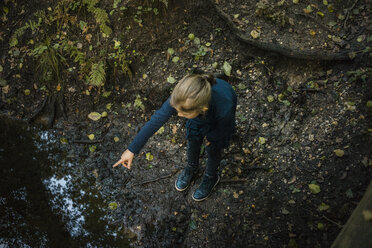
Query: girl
xmin=113 ymin=73 xmax=237 ymax=201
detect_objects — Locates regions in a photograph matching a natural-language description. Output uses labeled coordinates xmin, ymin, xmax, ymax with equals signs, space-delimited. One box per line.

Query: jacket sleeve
xmin=128 ymin=97 xmax=177 ymax=154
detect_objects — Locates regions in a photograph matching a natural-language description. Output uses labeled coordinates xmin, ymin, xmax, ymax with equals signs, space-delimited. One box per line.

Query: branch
xmin=131 ymin=169 xmax=181 ymax=187
xmin=210 ymin=0 xmax=353 ymax=61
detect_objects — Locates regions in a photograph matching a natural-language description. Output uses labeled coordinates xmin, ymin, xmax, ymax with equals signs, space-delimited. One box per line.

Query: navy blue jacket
xmin=128 ymin=78 xmax=237 ymax=154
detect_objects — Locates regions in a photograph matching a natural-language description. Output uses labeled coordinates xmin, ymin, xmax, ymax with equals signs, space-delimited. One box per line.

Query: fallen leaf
xmin=146 ymin=152 xmax=153 ymax=161
xmin=309 ymin=183 xmax=321 ymax=194
xmin=89 ymin=145 xmax=96 ymax=152
xmin=233 ymin=192 xmax=239 ymax=198
xmin=282 ymin=208 xmax=290 ymax=215
xmin=223 ymin=61 xmax=232 ymax=76
xmin=310 ymin=30 xmax=316 ymax=36
xmin=167 ymin=75 xmax=176 ymax=84
xmin=334 ymin=149 xmax=344 ymax=157
xmin=267 ymin=95 xmax=275 ymax=102
xmin=167 ymin=48 xmax=175 ymax=55
xmin=250 ymin=29 xmax=260 ymax=39
xmin=172 ymin=56 xmax=180 ymax=63
xmin=171 ymin=124 xmax=178 ymax=134
xmin=317 ymin=223 xmax=325 ymax=230
xmin=318 ymin=202 xmax=330 ymax=211
xmin=88 ymin=112 xmax=101 ymax=121
xmin=114 ymin=137 xmax=120 ymax=142
xmin=102 ymin=91 xmax=111 ymax=98
xmin=24 ymin=89 xmax=30 ymax=95
xmin=101 ymin=111 xmax=107 ymax=117
xmin=85 ymin=34 xmax=92 ymax=43
xmin=108 ymin=202 xmax=118 ymax=210
xmin=88 ymin=134 xmax=95 ymax=140
xmin=258 ymin=137 xmax=267 ymax=145
xmin=60 ymin=137 xmax=68 ymax=144
xmin=188 ymin=33 xmax=195 ymax=40
xmin=106 ymin=103 xmax=112 ymax=110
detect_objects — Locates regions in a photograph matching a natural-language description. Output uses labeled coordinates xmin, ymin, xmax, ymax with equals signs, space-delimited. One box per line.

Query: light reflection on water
xmin=0 ymin=117 xmax=134 ymax=247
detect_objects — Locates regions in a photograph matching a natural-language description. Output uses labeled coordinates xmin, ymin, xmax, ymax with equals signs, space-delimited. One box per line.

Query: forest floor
xmin=1 ymin=0 xmax=372 ymax=247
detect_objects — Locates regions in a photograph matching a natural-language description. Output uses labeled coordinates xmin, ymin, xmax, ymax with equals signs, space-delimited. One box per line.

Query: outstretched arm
xmin=113 ymin=97 xmax=176 ymax=169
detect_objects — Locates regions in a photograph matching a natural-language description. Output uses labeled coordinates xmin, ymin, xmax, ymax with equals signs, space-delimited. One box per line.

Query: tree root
xmin=28 ymin=95 xmax=48 ymax=123
xmin=210 ymin=1 xmax=353 ymax=61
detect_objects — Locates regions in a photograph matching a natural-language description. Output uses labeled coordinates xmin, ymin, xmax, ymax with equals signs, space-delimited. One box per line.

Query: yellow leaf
xmin=88 ymin=134 xmax=95 ymax=140
xmin=88 ymin=112 xmax=101 ymax=121
xmin=56 ymin=83 xmax=61 ymax=91
xmin=146 ymin=152 xmax=153 ymax=161
xmin=258 ymin=137 xmax=267 ymax=145
xmin=114 ymin=137 xmax=120 ymax=142
xmin=24 ymin=89 xmax=30 ymax=95
xmin=101 ymin=111 xmax=108 ymax=117
xmin=108 ymin=202 xmax=118 ymax=210
xmin=250 ymin=29 xmax=260 ymax=39
xmin=310 ymin=30 xmax=316 ymax=36
xmin=334 ymin=149 xmax=344 ymax=157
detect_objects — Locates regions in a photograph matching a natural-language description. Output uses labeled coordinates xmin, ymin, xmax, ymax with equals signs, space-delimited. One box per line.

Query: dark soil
xmin=1 ymin=0 xmax=371 ymax=247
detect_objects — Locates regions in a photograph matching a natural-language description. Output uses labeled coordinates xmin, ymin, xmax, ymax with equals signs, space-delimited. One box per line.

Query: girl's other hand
xmin=113 ymin=149 xmax=134 ymax=169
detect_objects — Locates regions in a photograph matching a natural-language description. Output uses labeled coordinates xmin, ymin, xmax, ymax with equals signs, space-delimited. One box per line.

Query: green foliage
xmin=83 ymin=0 xmax=112 ymax=36
xmin=346 ymin=68 xmax=372 ymax=83
xmin=33 ymin=38 xmax=64 ymax=85
xmin=89 ymin=61 xmax=106 ymax=87
xmin=9 ymin=0 xmax=133 ymax=92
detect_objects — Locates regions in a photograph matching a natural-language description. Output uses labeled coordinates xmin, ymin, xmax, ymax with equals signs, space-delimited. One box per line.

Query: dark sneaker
xmin=175 ymin=167 xmax=196 ymax=191
xmin=192 ymin=175 xmax=220 ymax=201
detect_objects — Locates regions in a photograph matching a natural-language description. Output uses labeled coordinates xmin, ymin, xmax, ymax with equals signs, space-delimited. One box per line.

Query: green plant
xmin=33 ymin=38 xmax=65 ymax=86
xmin=88 ymin=61 xmax=106 ymax=87
xmin=82 ymin=0 xmax=112 ymax=37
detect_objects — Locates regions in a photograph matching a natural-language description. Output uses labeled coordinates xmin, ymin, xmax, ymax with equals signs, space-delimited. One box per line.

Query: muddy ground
xmin=1 ymin=0 xmax=372 ymax=247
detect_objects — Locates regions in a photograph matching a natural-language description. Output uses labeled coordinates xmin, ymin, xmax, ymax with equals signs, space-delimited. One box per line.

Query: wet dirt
xmin=1 ymin=0 xmax=371 ymax=247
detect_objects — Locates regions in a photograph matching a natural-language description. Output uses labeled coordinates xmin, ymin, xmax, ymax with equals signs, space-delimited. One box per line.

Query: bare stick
xmin=322 ymin=215 xmax=343 ymax=228
xmin=72 ymin=139 xmax=103 ymax=144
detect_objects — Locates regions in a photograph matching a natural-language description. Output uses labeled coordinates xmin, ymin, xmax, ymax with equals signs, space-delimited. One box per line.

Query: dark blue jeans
xmin=187 ymin=138 xmax=222 ymax=178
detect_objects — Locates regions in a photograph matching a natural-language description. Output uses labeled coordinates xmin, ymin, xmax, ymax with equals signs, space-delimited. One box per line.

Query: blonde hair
xmin=170 ymin=74 xmax=215 ymax=113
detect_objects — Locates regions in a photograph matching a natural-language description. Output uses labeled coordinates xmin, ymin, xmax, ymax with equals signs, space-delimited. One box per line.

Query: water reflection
xmin=0 ymin=116 xmax=133 ymax=247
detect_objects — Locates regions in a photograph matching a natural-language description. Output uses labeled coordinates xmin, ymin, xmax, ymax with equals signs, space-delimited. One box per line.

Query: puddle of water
xmin=0 ymin=116 xmax=134 ymax=247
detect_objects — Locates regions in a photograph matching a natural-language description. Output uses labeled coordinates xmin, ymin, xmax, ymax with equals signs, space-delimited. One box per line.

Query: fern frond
xmin=89 ymin=61 xmax=106 ymax=86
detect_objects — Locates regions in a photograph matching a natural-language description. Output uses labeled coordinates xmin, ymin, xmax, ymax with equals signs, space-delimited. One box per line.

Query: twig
xmin=299 ymin=88 xmax=326 ymax=93
xmin=220 ymin=178 xmax=248 ymax=183
xmin=344 ymin=0 xmax=359 ymax=29
xmin=322 ymin=215 xmax=343 ymax=228
xmin=72 ymin=139 xmax=103 ymax=144
xmin=294 ymin=12 xmax=334 ymax=34
xmin=131 ymin=169 xmax=180 ymax=187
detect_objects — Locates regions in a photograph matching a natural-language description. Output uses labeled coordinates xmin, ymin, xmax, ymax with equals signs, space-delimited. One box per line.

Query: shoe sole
xmin=175 ymin=178 xmax=189 ymax=192
xmin=192 ymin=175 xmax=220 ymax=202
